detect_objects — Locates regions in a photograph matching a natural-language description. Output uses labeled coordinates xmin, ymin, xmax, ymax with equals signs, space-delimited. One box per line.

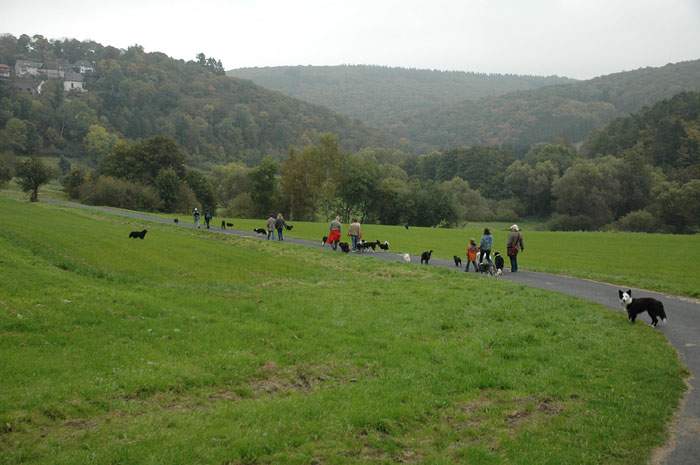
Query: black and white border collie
xmin=618 ymin=290 xmax=667 ymax=327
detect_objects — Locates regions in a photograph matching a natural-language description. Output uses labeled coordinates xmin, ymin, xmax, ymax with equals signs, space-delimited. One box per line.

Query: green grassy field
xmin=219 ymin=217 xmax=700 ymax=298
xmin=0 ymin=195 xmax=686 ymax=464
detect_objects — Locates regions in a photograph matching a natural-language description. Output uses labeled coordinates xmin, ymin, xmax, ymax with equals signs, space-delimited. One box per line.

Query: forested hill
xmin=227 ymin=65 xmax=574 ymax=128
xmin=583 ymin=91 xmax=700 ymax=181
xmin=398 ymin=59 xmax=700 ymax=152
xmin=0 ymin=34 xmax=386 ymax=165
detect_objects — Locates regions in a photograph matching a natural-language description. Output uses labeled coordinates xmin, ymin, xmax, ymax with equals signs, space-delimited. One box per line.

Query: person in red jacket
xmin=465 ymin=239 xmax=478 ymax=272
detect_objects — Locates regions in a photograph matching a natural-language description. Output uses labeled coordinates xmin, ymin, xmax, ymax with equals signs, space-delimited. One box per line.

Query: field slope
xmin=0 ymin=196 xmax=686 ymax=465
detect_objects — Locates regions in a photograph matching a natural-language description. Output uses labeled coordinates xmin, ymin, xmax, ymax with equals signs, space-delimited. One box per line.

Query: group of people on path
xmin=192 ymin=207 xmax=213 ymax=229
xmin=325 ymin=216 xmax=363 ymax=251
xmin=324 ymin=216 xmax=525 ymax=273
xmin=267 ymin=213 xmax=287 ymax=240
xmin=468 ymin=225 xmax=524 ymax=273
xmin=195 ymin=207 xmax=524 ymax=272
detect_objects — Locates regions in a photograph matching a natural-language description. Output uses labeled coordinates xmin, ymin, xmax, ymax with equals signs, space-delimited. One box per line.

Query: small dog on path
xmin=421 ymin=250 xmax=433 ymax=264
xmin=453 ymin=255 xmax=462 ymax=268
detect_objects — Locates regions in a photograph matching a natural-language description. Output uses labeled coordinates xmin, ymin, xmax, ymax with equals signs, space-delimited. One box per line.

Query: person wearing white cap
xmin=192 ymin=207 xmax=201 ymax=229
xmin=506 ymin=224 xmax=524 ymax=272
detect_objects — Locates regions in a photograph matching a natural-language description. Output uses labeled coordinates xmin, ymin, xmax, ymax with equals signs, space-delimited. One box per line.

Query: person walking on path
xmin=204 ymin=209 xmax=213 ymax=230
xmin=326 ymin=216 xmax=342 ymax=251
xmin=274 ymin=213 xmax=286 ymax=241
xmin=479 ymin=228 xmax=494 ymax=267
xmin=266 ymin=213 xmax=276 ymax=240
xmin=193 ymin=207 xmax=201 ymax=229
xmin=348 ymin=218 xmax=362 ymax=251
xmin=465 ymin=239 xmax=478 ymax=272
xmin=507 ymin=224 xmax=524 ymax=272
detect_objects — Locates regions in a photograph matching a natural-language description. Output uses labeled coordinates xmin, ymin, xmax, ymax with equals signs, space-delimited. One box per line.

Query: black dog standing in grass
xmin=129 ymin=229 xmax=148 ymax=239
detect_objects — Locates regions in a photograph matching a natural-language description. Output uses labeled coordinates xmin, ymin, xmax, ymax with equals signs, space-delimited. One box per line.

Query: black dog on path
xmin=173 ymin=218 xmax=179 ymax=224
xmin=421 ymin=250 xmax=433 ymax=264
xmin=129 ymin=229 xmax=148 ymax=239
xmin=285 ymin=224 xmax=294 ymax=231
xmin=254 ymin=228 xmax=267 ymax=235
xmin=619 ymin=290 xmax=667 ymax=327
xmin=339 ymin=242 xmax=350 ymax=253
xmin=453 ymin=255 xmax=462 ymax=267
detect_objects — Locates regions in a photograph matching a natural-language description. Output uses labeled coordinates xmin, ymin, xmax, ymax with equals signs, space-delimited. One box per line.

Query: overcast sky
xmin=1 ymin=0 xmax=699 ymax=79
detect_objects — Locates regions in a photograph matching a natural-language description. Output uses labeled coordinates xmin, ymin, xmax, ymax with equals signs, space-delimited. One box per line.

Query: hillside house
xmin=0 ymin=64 xmax=10 ymax=78
xmin=64 ymin=71 xmax=85 ymax=92
xmin=73 ymin=60 xmax=95 ymax=74
xmin=12 ymin=79 xmax=41 ymax=95
xmin=14 ymin=59 xmax=42 ymax=76
xmin=42 ymin=61 xmax=67 ymax=79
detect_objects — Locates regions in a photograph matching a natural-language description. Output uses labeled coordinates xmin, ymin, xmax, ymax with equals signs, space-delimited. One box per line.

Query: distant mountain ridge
xmin=388 ymin=59 xmax=700 ymax=151
xmin=230 ymin=61 xmax=700 ymax=153
xmin=228 ymin=65 xmax=575 ymax=128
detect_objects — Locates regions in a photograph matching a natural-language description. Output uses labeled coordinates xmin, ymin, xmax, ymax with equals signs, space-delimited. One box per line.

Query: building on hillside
xmin=12 ymin=79 xmax=41 ymax=95
xmin=73 ymin=60 xmax=95 ymax=74
xmin=63 ymin=71 xmax=85 ymax=92
xmin=42 ymin=61 xmax=67 ymax=79
xmin=14 ymin=59 xmax=42 ymax=77
xmin=0 ymin=64 xmax=10 ymax=78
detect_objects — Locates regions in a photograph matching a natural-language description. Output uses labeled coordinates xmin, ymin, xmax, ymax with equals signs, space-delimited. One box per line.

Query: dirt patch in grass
xmin=247 ymin=361 xmax=368 ymax=397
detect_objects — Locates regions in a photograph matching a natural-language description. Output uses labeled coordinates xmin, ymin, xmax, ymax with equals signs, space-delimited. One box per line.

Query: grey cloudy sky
xmin=2 ymin=0 xmax=699 ymax=79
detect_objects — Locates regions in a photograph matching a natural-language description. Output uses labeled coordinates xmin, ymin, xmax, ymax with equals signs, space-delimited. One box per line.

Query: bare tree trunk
xmin=30 ymin=187 xmax=38 ymax=202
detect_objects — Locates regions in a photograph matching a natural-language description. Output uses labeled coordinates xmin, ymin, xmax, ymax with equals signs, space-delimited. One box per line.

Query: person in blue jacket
xmin=479 ymin=228 xmax=494 ymax=267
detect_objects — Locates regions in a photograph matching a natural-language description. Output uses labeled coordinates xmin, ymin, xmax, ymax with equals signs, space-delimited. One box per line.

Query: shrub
xmin=80 ymin=176 xmax=162 ymax=211
xmin=222 ymin=192 xmax=256 ymax=218
xmin=62 ymin=168 xmax=86 ymax=199
xmin=0 ymin=154 xmax=14 ymax=187
xmin=614 ymin=210 xmax=659 ymax=232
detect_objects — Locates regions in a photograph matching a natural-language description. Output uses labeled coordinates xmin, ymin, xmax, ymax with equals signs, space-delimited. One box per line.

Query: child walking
xmin=465 ymin=239 xmax=478 ymax=272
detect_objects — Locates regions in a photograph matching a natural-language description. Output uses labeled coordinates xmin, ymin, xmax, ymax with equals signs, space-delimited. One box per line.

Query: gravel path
xmin=49 ymin=200 xmax=700 ymax=464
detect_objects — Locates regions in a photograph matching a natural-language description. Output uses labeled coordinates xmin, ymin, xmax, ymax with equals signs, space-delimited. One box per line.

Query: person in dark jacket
xmin=275 ymin=213 xmax=286 ymax=241
xmin=204 ymin=209 xmax=213 ymax=229
xmin=506 ymin=224 xmax=525 ymax=272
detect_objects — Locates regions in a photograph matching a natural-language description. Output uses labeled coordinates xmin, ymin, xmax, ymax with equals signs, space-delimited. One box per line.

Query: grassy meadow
xmin=0 ymin=195 xmax=687 ymax=464
xmin=221 ymin=217 xmax=700 ymax=298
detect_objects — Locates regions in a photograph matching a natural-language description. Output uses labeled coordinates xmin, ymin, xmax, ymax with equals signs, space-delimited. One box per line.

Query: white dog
xmin=402 ymin=253 xmax=411 ymax=263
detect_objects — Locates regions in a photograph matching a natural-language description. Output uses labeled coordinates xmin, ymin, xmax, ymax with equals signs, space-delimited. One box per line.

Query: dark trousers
xmin=509 ymin=254 xmax=518 ymax=272
xmin=350 ymin=235 xmax=359 ymax=250
xmin=465 ymin=260 xmax=478 ymax=272
xmin=205 ymin=218 xmax=210 ymax=229
xmin=479 ymin=249 xmax=493 ymax=265
xmin=277 ymin=228 xmax=283 ymax=240
xmin=267 ymin=229 xmax=273 ymax=240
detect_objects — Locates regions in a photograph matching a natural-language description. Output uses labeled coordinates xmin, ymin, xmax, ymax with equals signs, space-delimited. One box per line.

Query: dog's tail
xmin=661 ymin=301 xmax=667 ymax=324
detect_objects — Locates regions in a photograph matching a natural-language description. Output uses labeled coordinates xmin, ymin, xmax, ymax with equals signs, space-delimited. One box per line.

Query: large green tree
xmin=16 ymin=157 xmax=54 ymax=202
xmin=248 ymin=157 xmax=279 ymax=217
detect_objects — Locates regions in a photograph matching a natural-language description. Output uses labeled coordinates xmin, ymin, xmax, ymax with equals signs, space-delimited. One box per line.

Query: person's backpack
xmin=507 ymin=234 xmax=520 ymax=257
